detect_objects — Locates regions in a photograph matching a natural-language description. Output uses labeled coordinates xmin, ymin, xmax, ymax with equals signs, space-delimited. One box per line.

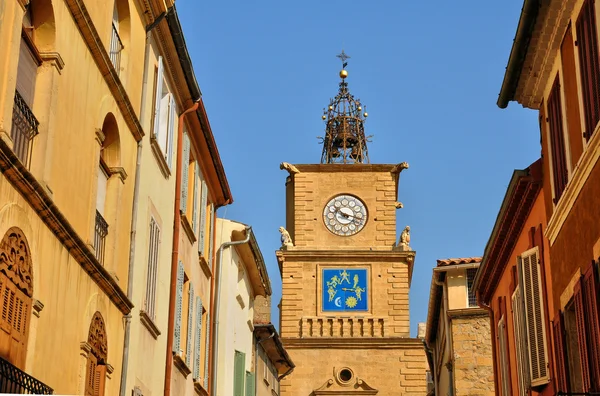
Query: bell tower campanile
xmin=277 ymin=53 xmax=428 ymax=395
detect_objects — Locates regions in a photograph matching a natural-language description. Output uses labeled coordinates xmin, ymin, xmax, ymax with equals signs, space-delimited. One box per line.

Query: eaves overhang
xmin=254 ymin=324 xmax=295 ymax=376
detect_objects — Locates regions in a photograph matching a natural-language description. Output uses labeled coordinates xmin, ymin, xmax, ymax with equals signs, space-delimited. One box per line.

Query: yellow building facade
xmin=0 ymin=0 xmax=231 ymax=395
xmin=277 ymin=62 xmax=428 ymax=395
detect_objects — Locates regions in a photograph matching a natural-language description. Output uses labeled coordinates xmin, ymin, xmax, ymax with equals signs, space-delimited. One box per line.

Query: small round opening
xmin=339 ymin=368 xmax=352 ymax=382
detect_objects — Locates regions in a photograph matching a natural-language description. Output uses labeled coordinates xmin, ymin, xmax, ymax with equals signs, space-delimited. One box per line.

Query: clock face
xmin=323 ymin=194 xmax=368 ymax=236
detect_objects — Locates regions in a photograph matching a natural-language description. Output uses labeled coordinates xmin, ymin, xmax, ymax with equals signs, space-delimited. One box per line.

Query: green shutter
xmin=180 ymin=132 xmax=190 ymax=214
xmin=234 ymin=351 xmax=246 ymax=396
xmin=245 ymin=371 xmax=255 ymax=396
xmin=193 ymin=297 xmax=202 ymax=381
xmin=192 ymin=162 xmax=199 ymax=231
xmin=186 ymin=284 xmax=194 ymax=367
xmin=173 ymin=261 xmax=184 ymax=353
xmin=203 ymin=311 xmax=211 ymax=389
xmin=198 ymin=180 xmax=208 ymax=255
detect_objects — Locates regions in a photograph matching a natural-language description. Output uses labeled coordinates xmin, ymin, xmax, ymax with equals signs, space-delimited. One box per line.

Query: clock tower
xmin=276 ymin=53 xmax=428 ymax=395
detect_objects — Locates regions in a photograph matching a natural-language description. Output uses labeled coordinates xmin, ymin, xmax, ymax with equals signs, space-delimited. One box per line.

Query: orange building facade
xmin=497 ymin=0 xmax=600 ymax=392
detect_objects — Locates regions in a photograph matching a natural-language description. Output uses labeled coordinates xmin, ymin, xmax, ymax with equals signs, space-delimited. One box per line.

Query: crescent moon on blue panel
xmin=334 ymin=297 xmax=342 ymax=307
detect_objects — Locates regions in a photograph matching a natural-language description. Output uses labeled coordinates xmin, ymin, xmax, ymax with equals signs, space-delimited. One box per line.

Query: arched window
xmin=0 ymin=227 xmax=33 ymax=370
xmin=85 ymin=312 xmax=108 ymax=396
xmin=109 ymin=0 xmax=130 ymax=76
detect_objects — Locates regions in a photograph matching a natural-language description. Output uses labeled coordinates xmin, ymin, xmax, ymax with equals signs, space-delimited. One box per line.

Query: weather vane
xmin=336 ymin=49 xmax=350 ymax=69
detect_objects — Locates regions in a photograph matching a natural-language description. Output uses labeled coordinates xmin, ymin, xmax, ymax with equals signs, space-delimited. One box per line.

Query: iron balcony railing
xmin=557 ymin=393 xmax=600 ymax=395
xmin=0 ymin=355 xmax=53 ymax=394
xmin=109 ymin=23 xmax=124 ymax=74
xmin=11 ymin=90 xmax=39 ymax=168
xmin=95 ymin=210 xmax=109 ymax=265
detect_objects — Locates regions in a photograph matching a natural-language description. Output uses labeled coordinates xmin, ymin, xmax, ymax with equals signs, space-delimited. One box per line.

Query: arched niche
xmin=100 ymin=113 xmax=121 ymax=168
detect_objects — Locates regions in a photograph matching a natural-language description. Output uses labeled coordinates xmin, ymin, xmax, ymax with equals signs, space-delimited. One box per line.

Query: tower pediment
xmin=313 ymin=377 xmax=378 ymax=395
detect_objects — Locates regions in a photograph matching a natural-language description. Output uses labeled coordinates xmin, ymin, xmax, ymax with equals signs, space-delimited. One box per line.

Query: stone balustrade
xmin=300 ymin=316 xmax=388 ymax=338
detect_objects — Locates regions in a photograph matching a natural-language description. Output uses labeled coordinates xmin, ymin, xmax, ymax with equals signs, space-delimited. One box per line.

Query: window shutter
xmin=203 ymin=311 xmax=210 ymax=389
xmin=582 ymin=262 xmax=600 ymax=388
xmin=158 ymin=93 xmax=170 ymax=156
xmin=85 ymin=355 xmax=98 ymax=396
xmin=245 ymin=371 xmax=256 ymax=396
xmin=145 ymin=218 xmax=160 ymax=320
xmin=96 ymin=166 xmax=109 ymax=215
xmin=193 ymin=296 xmax=202 ymax=381
xmin=167 ymin=95 xmax=176 ymax=168
xmin=16 ymin=38 xmax=38 ymax=107
xmin=152 ymin=56 xmax=164 ymax=139
xmin=192 ymin=162 xmax=199 ymax=231
xmin=208 ymin=204 xmax=215 ymax=267
xmin=553 ymin=311 xmax=569 ymax=393
xmin=173 ymin=261 xmax=184 ymax=354
xmin=497 ymin=315 xmax=510 ymax=396
xmin=234 ymin=350 xmax=246 ymax=396
xmin=576 ymin=0 xmax=600 ymax=141
xmin=574 ymin=277 xmax=591 ymax=391
xmin=547 ymin=76 xmax=568 ymax=202
xmin=93 ymin=364 xmax=106 ymax=396
xmin=186 ymin=284 xmax=194 ymax=367
xmin=517 ymin=247 xmax=549 ymax=385
xmin=511 ymin=288 xmax=529 ymax=395
xmin=181 ymin=132 xmax=190 ymax=214
xmin=198 ymin=181 xmax=208 ymax=256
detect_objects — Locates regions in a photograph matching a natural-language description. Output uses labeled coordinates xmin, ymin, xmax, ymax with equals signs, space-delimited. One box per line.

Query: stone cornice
xmin=0 ymin=139 xmax=133 ymax=315
xmin=447 ymin=308 xmax=488 ymax=319
xmin=281 ymin=337 xmax=425 ymax=350
xmin=63 ymin=0 xmax=144 ymax=142
xmin=276 ymin=249 xmax=416 ymax=262
xmin=293 ymin=164 xmax=400 ymax=173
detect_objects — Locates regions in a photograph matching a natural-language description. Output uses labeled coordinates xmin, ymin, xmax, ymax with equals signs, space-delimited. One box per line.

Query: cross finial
xmin=336 ymin=50 xmax=350 ymax=68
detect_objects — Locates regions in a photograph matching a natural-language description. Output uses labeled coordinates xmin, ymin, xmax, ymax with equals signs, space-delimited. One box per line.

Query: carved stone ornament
xmin=280 ymin=162 xmax=300 ymax=175
xmin=87 ymin=311 xmax=108 ymax=361
xmin=394 ymin=201 xmax=403 ymax=209
xmin=398 ymin=225 xmax=411 ymax=251
xmin=313 ymin=375 xmax=378 ymax=394
xmin=279 ymin=227 xmax=294 ymax=249
xmin=0 ymin=227 xmax=33 ymax=297
xmin=390 ymin=161 xmax=409 ymax=174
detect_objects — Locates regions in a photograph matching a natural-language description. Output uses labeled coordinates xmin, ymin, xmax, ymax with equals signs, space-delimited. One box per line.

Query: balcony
xmin=11 ymin=90 xmax=39 ymax=168
xmin=109 ymin=23 xmax=124 ymax=74
xmin=300 ymin=316 xmax=388 ymax=338
xmin=94 ymin=210 xmax=108 ymax=265
xmin=0 ymin=355 xmax=53 ymax=394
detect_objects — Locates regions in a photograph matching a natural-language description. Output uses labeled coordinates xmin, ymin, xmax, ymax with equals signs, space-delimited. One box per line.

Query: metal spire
xmin=319 ymin=51 xmax=370 ymax=164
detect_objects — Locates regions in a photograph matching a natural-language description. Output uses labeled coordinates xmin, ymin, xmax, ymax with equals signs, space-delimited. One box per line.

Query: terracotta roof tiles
xmin=436 ymin=257 xmax=482 ymax=267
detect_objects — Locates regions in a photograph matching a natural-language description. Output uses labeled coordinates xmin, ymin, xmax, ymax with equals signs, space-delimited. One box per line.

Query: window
xmin=173 ymin=261 xmax=184 ymax=354
xmin=547 ymin=76 xmax=569 ymax=203
xmin=245 ymin=371 xmax=256 ymax=396
xmin=234 ymin=350 xmax=246 ymax=396
xmin=109 ymin=2 xmax=123 ymax=73
xmin=576 ymin=0 xmax=600 ymax=141
xmin=193 ymin=297 xmax=204 ymax=382
xmin=151 ymin=56 xmax=175 ymax=169
xmin=466 ymin=268 xmax=477 ymax=307
xmin=198 ymin=180 xmax=208 ymax=256
xmin=95 ymin=163 xmax=109 ymax=266
xmin=517 ymin=247 xmax=549 ymax=386
xmin=511 ymin=288 xmax=529 ymax=396
xmin=497 ymin=315 xmax=510 ymax=396
xmin=144 ymin=217 xmax=160 ymax=321
xmin=84 ymin=312 xmax=107 ymax=396
xmin=185 ymin=283 xmax=194 ymax=367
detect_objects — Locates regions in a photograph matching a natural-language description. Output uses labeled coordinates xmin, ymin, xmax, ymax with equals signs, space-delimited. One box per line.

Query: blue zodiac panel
xmin=322 ymin=268 xmax=368 ymax=312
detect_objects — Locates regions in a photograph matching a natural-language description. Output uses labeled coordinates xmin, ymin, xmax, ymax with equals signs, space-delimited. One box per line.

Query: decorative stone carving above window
xmin=313 ymin=367 xmax=378 ymax=394
xmin=88 ymin=311 xmax=108 ymax=360
xmin=0 ymin=227 xmax=33 ymax=297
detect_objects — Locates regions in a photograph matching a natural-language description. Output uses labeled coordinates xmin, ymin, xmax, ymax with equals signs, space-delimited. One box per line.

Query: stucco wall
xmin=447 ymin=269 xmax=468 ymax=311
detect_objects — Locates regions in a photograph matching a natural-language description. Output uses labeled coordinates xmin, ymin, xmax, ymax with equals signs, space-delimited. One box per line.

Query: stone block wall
xmin=452 ymin=314 xmax=495 ymax=396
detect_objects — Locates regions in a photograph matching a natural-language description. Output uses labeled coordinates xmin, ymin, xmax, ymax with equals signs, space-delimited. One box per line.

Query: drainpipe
xmin=210 ymin=227 xmax=252 ymax=396
xmin=118 ymin=10 xmax=171 ymax=396
xmin=163 ymin=101 xmax=199 ymax=396
xmin=434 ymin=275 xmax=454 ymax=396
xmin=254 ymin=333 xmax=275 ymax=395
xmin=422 ymin=340 xmax=438 ymax=396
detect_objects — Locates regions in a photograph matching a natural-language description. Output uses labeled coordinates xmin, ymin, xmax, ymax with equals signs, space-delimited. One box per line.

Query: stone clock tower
xmin=276 ymin=53 xmax=428 ymax=395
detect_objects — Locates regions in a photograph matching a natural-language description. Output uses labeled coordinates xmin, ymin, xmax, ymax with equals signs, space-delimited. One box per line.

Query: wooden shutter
xmin=203 ymin=311 xmax=211 ymax=389
xmin=167 ymin=95 xmax=176 ymax=168
xmin=16 ymin=37 xmax=38 ymax=107
xmin=193 ymin=296 xmax=202 ymax=381
xmin=208 ymin=204 xmax=215 ymax=266
xmin=511 ymin=288 xmax=529 ymax=395
xmin=93 ymin=365 xmax=107 ymax=396
xmin=234 ymin=350 xmax=246 ymax=396
xmin=145 ymin=218 xmax=160 ymax=320
xmin=245 ymin=371 xmax=256 ymax=396
xmin=582 ymin=262 xmax=600 ymax=389
xmin=576 ymin=0 xmax=600 ymax=142
xmin=192 ymin=162 xmax=199 ymax=231
xmin=152 ymin=56 xmax=164 ymax=139
xmin=498 ymin=315 xmax=510 ymax=396
xmin=85 ymin=355 xmax=98 ymax=396
xmin=547 ymin=76 xmax=568 ymax=203
xmin=173 ymin=261 xmax=184 ymax=354
xmin=181 ymin=132 xmax=190 ymax=214
xmin=186 ymin=284 xmax=194 ymax=367
xmin=198 ymin=181 xmax=208 ymax=256
xmin=0 ymin=276 xmax=31 ymax=369
xmin=553 ymin=311 xmax=569 ymax=393
xmin=518 ymin=247 xmax=549 ymax=385
xmin=561 ymin=25 xmax=584 ymax=167
xmin=158 ymin=93 xmax=171 ymax=158
xmin=574 ymin=277 xmax=591 ymax=391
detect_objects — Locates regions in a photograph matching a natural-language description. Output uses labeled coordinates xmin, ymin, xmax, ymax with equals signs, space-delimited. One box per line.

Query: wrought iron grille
xmin=11 ymin=90 xmax=39 ymax=168
xmin=95 ymin=210 xmax=109 ymax=265
xmin=0 ymin=355 xmax=53 ymax=394
xmin=557 ymin=393 xmax=600 ymax=395
xmin=109 ymin=23 xmax=124 ymax=74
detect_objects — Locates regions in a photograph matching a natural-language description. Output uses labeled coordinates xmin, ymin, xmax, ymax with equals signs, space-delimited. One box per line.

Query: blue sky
xmin=177 ymin=0 xmax=539 ymax=336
